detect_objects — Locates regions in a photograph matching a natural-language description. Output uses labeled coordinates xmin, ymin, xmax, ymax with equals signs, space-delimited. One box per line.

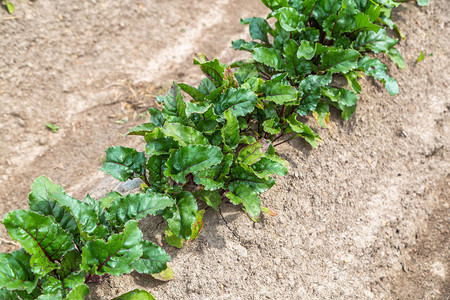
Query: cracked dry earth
xmin=0 ymin=0 xmax=448 ymax=299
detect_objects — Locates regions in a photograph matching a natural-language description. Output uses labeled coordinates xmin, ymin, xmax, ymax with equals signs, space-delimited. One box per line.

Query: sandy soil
xmin=0 ymin=0 xmax=448 ymax=299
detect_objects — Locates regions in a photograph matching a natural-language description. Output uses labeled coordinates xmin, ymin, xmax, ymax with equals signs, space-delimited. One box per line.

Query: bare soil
xmin=0 ymin=0 xmax=448 ymax=299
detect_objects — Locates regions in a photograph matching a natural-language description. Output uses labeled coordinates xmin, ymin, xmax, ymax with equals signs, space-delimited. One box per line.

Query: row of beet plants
xmin=0 ymin=0 xmax=427 ymax=299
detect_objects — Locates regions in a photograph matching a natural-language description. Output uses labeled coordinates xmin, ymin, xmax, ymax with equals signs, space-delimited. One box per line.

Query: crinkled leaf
xmin=252 ymin=48 xmax=283 ymax=69
xmin=0 ymin=288 xmax=18 ymax=299
xmin=113 ymin=289 xmax=156 ymax=300
xmin=240 ymin=17 xmax=271 ymax=45
xmin=358 ymin=56 xmax=399 ymax=95
xmin=145 ymin=137 xmax=179 ymax=156
xmin=146 ymin=155 xmax=169 ymax=191
xmin=99 ymin=191 xmax=122 ymax=210
xmin=0 ymin=249 xmax=37 ymax=293
xmin=193 ymin=190 xmax=221 ymax=211
xmin=297 ymin=40 xmax=316 ymax=60
xmin=262 ymin=118 xmax=281 ymax=134
xmin=165 ymin=145 xmax=223 ymax=183
xmin=162 ymin=192 xmax=198 ymax=240
xmin=228 ymin=164 xmax=275 ymax=194
xmin=259 ymin=75 xmax=298 ymax=104
xmin=285 ymin=115 xmax=320 ymax=148
xmin=312 ymin=0 xmax=342 ymax=23
xmin=158 ymin=83 xmax=187 ymax=122
xmin=260 ymin=0 xmax=289 ymax=10
xmin=355 ymin=28 xmax=398 ymax=53
xmin=28 ymin=176 xmax=78 ymax=237
xmin=3 ymin=210 xmax=74 ymax=276
xmin=272 ymin=7 xmax=304 ymax=32
xmin=101 ymin=146 xmax=146 ymax=182
xmin=321 ymin=49 xmax=360 ymax=73
xmin=81 ymin=220 xmax=142 ymax=276
xmin=214 ymin=87 xmax=258 ymax=117
xmin=163 ymin=122 xmax=210 ymax=146
xmin=250 ymin=157 xmax=288 ymax=178
xmin=107 ymin=192 xmax=176 ymax=228
xmin=148 ymin=107 xmax=165 ymax=127
xmin=28 ymin=176 xmax=107 ymax=241
xmin=221 ymin=110 xmax=239 ymax=150
xmin=57 ymin=250 xmax=82 ymax=279
xmin=226 ymin=186 xmax=261 ymax=219
xmin=131 ymin=240 xmax=170 ymax=274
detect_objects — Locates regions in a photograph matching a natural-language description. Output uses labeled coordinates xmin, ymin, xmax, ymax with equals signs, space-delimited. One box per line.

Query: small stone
xmin=277 ymin=273 xmax=283 ymax=279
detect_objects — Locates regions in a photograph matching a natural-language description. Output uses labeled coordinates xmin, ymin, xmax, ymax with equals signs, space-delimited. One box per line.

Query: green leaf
xmin=355 ymin=28 xmax=398 ymax=53
xmin=113 ymin=289 xmax=156 ymax=300
xmin=151 ymin=266 xmax=174 ymax=282
xmin=131 ymin=240 xmax=170 ymax=274
xmin=228 ymin=164 xmax=275 ymax=194
xmin=45 ymin=123 xmax=59 ymax=133
xmin=193 ymin=190 xmax=221 ymax=211
xmin=190 ymin=210 xmax=205 ymax=240
xmin=313 ymin=102 xmax=330 ymax=127
xmin=260 ymin=0 xmax=289 ymax=10
xmin=417 ymin=0 xmax=428 ymax=6
xmin=194 ymin=55 xmax=225 ymax=87
xmin=250 ymin=157 xmax=288 ymax=178
xmin=81 ymin=220 xmax=143 ymax=276
xmin=163 ymin=122 xmax=210 ymax=146
xmin=312 ymin=0 xmax=342 ymax=23
xmin=28 ymin=176 xmax=78 ymax=237
xmin=0 ymin=250 xmax=37 ymax=293
xmin=259 ymin=77 xmax=298 ymax=105
xmin=145 ymin=137 xmax=179 ymax=156
xmin=107 ymin=192 xmax=176 ymax=228
xmin=165 ymin=145 xmax=223 ymax=183
xmin=226 ymin=186 xmax=261 ymax=219
xmin=417 ymin=50 xmax=425 ymax=62
xmin=297 ymin=40 xmax=316 ymax=60
xmin=101 ymin=146 xmax=147 ymax=182
xmin=126 ymin=123 xmax=156 ymax=136
xmin=164 ymin=226 xmax=184 ymax=248
xmin=238 ymin=139 xmax=271 ymax=165
xmin=272 ymin=7 xmax=303 ymax=32
xmin=5 ymin=1 xmax=14 ymax=14
xmin=252 ymin=48 xmax=283 ymax=69
xmin=158 ymin=83 xmax=187 ymax=122
xmin=185 ymin=102 xmax=212 ymax=117
xmin=40 ymin=272 xmax=86 ymax=298
xmin=358 ymin=56 xmax=399 ymax=95
xmin=178 ymin=83 xmax=206 ymax=101
xmin=163 ymin=192 xmax=198 ymax=240
xmin=322 ymin=87 xmax=358 ymax=120
xmin=28 ymin=176 xmax=107 ymax=241
xmin=285 ymin=115 xmax=320 ymax=148
xmin=353 ymin=12 xmax=382 ymax=33
xmin=344 ymin=71 xmax=362 ymax=94
xmin=214 ymin=88 xmax=258 ymax=117
xmin=240 ymin=17 xmax=271 ymax=45
xmin=65 ymin=284 xmax=90 ymax=300
xmin=3 ymin=210 xmax=74 ymax=276
xmin=57 ymin=250 xmax=82 ymax=279
xmin=221 ymin=110 xmax=239 ymax=150
xmin=0 ymin=288 xmax=19 ymax=299
xmin=321 ymin=49 xmax=360 ymax=73
xmin=99 ymin=191 xmax=122 ymax=210
xmin=262 ymin=118 xmax=281 ymax=135
xmin=146 ymin=155 xmax=169 ymax=191
xmin=148 ymin=107 xmax=165 ymax=127
xmin=388 ymin=47 xmax=405 ymax=69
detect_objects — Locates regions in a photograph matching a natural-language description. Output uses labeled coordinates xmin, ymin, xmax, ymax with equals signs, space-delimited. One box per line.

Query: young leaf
xmin=193 ymin=56 xmax=225 ymax=87
xmin=259 ymin=76 xmax=298 ymax=105
xmin=113 ymin=289 xmax=156 ymax=300
xmin=240 ymin=17 xmax=272 ymax=45
xmin=81 ymin=220 xmax=143 ymax=276
xmin=285 ymin=114 xmax=320 ymax=147
xmin=163 ymin=192 xmax=198 ymax=240
xmin=228 ymin=164 xmax=275 ymax=194
xmin=163 ymin=122 xmax=210 ymax=146
xmin=388 ymin=47 xmax=405 ymax=69
xmin=5 ymin=1 xmax=14 ymax=14
xmin=297 ymin=40 xmax=316 ymax=60
xmin=214 ymin=88 xmax=258 ymax=117
xmin=355 ymin=28 xmax=398 ymax=53
xmin=320 ymin=49 xmax=360 ymax=73
xmin=250 ymin=156 xmax=288 ymax=178
xmin=238 ymin=139 xmax=270 ymax=165
xmin=0 ymin=250 xmax=38 ymax=293
xmin=252 ymin=48 xmax=283 ymax=69
xmin=165 ymin=145 xmax=223 ymax=183
xmin=148 ymin=107 xmax=165 ymax=127
xmin=221 ymin=110 xmax=239 ymax=150
xmin=131 ymin=240 xmax=170 ymax=274
xmin=126 ymin=123 xmax=156 ymax=136
xmin=3 ymin=210 xmax=74 ymax=276
xmin=358 ymin=56 xmax=399 ymax=95
xmin=101 ymin=146 xmax=147 ymax=182
xmin=159 ymin=83 xmax=187 ymax=122
xmin=417 ymin=0 xmax=429 ymax=6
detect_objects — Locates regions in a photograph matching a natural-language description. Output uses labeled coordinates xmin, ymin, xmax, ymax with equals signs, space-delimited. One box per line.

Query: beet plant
xmin=0 ymin=0 xmax=426 ymax=298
